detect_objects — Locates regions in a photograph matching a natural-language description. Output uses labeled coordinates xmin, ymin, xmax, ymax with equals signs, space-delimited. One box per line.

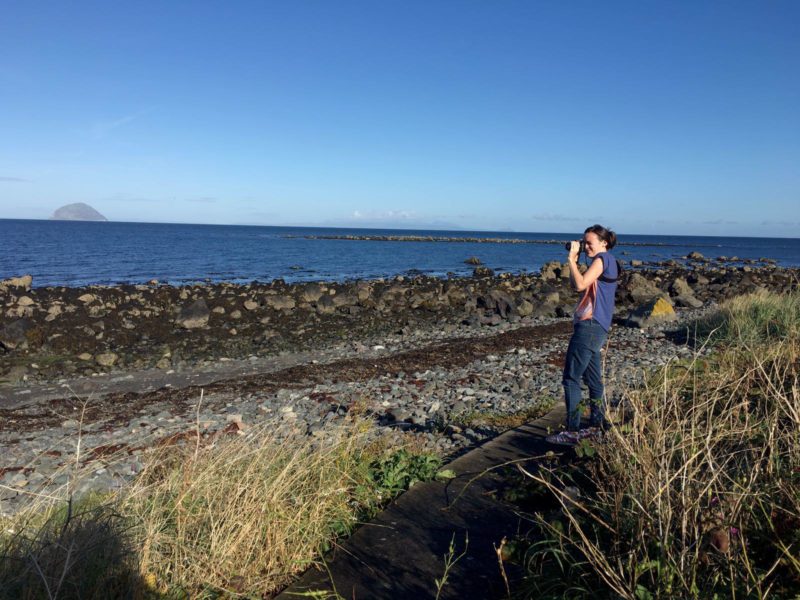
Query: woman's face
xmin=583 ymin=231 xmax=607 ymax=258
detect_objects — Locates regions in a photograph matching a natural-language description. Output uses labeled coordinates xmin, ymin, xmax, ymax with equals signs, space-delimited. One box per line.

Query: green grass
xmin=695 ymin=288 xmax=800 ymax=346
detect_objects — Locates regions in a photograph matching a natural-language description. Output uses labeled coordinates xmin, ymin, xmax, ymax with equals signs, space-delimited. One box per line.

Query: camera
xmin=565 ymin=240 xmax=586 ymax=254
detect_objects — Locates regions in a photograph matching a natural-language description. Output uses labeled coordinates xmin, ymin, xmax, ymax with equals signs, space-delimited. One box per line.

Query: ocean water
xmin=2 ymin=219 xmax=799 ymax=288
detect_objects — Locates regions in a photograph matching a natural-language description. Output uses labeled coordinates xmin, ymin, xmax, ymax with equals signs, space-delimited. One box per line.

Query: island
xmin=49 ymin=202 xmax=108 ymax=221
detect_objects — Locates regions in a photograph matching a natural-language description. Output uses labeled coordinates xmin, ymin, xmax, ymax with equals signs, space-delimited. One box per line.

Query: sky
xmin=1 ymin=1 xmax=798 ymax=237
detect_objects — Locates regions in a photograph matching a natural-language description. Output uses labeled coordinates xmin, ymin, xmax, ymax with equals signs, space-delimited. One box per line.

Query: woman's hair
xmin=584 ymin=224 xmax=617 ymax=250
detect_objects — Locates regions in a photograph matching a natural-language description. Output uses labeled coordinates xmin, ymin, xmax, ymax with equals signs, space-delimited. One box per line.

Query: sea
xmin=3 ymin=219 xmax=799 ymax=289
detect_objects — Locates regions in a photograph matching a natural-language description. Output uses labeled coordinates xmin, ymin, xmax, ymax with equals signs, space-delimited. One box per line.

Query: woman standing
xmin=547 ymin=224 xmax=619 ymax=444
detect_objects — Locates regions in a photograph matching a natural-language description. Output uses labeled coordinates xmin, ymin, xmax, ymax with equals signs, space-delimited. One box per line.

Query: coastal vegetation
xmin=0 ymin=418 xmax=442 ymax=598
xmin=510 ymin=290 xmax=800 ymax=598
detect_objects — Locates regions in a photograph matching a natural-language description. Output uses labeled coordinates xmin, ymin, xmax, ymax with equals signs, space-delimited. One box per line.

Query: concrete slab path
xmin=277 ymin=406 xmax=570 ymax=600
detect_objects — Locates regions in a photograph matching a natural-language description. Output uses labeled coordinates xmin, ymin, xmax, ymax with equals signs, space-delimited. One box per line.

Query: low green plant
xmin=368 ymin=448 xmax=442 ymax=498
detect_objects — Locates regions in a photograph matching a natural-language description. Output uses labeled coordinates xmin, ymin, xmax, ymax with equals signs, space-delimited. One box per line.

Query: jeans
xmin=563 ymin=319 xmax=608 ymax=431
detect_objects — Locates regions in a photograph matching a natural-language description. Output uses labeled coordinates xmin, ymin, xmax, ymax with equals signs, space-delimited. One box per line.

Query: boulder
xmin=675 ymin=294 xmax=703 ymax=308
xmin=0 ymin=319 xmax=36 ymax=350
xmin=243 ymin=300 xmax=259 ymax=311
xmin=476 ymin=290 xmax=517 ymax=318
xmin=516 ymin=299 xmax=534 ymax=317
xmin=176 ymin=299 xmax=210 ymax=329
xmin=331 ymin=293 xmax=357 ymax=308
xmin=0 ymin=275 xmax=32 ymax=292
xmin=355 ymin=282 xmax=372 ymax=302
xmin=626 ymin=297 xmax=677 ymax=328
xmin=300 ymin=284 xmax=324 ymax=303
xmin=625 ymin=273 xmax=667 ymax=304
xmin=77 ymin=293 xmax=97 ymax=304
xmin=95 ymin=352 xmax=119 ymax=367
xmin=686 ymin=251 xmax=706 ymax=261
xmin=265 ymin=295 xmax=296 ymax=310
xmin=316 ymin=295 xmax=337 ymax=315
xmin=17 ymin=296 xmax=35 ymax=307
xmin=669 ymin=277 xmax=694 ymax=297
xmin=473 ymin=266 xmax=495 ymax=277
xmin=464 ymin=256 xmax=482 ymax=265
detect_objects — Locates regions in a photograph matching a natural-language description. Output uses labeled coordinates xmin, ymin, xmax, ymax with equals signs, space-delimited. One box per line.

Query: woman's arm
xmin=567 ymin=244 xmax=604 ymax=292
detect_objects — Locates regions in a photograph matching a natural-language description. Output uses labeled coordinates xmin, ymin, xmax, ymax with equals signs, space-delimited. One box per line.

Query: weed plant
xmin=514 ymin=291 xmax=800 ymax=599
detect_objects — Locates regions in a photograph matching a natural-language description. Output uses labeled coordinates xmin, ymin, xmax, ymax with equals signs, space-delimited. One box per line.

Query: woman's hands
xmin=568 ymin=240 xmax=581 ymax=263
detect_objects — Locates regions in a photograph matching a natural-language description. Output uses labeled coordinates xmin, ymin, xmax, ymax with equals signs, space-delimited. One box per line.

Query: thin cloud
xmin=89 ymin=114 xmax=138 ymax=139
xmin=352 ymin=209 xmax=417 ymax=221
xmin=103 ymin=193 xmax=158 ymax=203
xmin=761 ymin=220 xmax=800 ymax=227
xmin=703 ymin=219 xmax=739 ymax=225
xmin=531 ymin=213 xmax=584 ymax=222
xmin=186 ymin=197 xmax=217 ymax=204
xmin=0 ymin=176 xmax=28 ymax=182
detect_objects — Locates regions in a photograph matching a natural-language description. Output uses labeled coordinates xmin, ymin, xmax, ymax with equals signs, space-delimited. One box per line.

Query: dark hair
xmin=584 ymin=224 xmax=617 ymax=250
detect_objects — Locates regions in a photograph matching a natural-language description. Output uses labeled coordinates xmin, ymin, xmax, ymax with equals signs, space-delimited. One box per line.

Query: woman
xmin=546 ymin=224 xmax=619 ymax=444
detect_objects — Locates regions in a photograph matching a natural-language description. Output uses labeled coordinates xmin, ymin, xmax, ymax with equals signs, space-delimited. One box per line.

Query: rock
xmin=77 ymin=293 xmax=97 ymax=304
xmin=625 ymin=273 xmax=667 ymax=304
xmin=331 ymin=293 xmax=357 ymax=308
xmin=230 ymin=310 xmax=242 ymax=319
xmin=670 ymin=277 xmax=694 ymax=297
xmin=516 ymin=299 xmax=534 ymax=317
xmin=265 ymin=295 xmax=296 ymax=310
xmin=626 ymin=297 xmax=677 ymax=328
xmin=686 ymin=251 xmax=705 ymax=261
xmin=243 ymin=300 xmax=259 ymax=311
xmin=95 ymin=352 xmax=119 ymax=367
xmin=300 ymin=284 xmax=324 ymax=303
xmin=77 ymin=352 xmax=93 ymax=361
xmin=0 ymin=319 xmax=36 ymax=350
xmin=17 ymin=296 xmax=35 ymax=307
xmin=176 ymin=299 xmax=210 ymax=329
xmin=464 ymin=257 xmax=482 ymax=265
xmin=675 ymin=294 xmax=703 ymax=308
xmin=630 ymin=260 xmax=643 ymax=267
xmin=0 ymin=275 xmax=33 ymax=292
xmin=316 ymin=295 xmax=337 ymax=315
xmin=473 ymin=266 xmax=495 ymax=277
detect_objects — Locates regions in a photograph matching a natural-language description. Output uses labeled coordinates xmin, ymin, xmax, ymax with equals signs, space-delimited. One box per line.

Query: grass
xmin=507 ymin=290 xmax=800 ymax=599
xmin=453 ymin=398 xmax=556 ymax=431
xmin=1 ymin=417 xmax=442 ymax=599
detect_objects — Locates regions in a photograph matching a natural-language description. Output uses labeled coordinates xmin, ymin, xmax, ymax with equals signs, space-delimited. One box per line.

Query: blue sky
xmin=1 ymin=1 xmax=798 ymax=236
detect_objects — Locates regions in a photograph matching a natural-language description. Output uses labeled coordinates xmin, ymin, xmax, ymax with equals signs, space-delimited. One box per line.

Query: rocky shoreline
xmin=0 ymin=258 xmax=797 ymax=516
xmin=0 ymin=256 xmax=793 ymax=384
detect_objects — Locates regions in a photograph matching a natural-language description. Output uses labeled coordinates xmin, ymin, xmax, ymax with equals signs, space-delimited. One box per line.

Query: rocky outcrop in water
xmin=50 ymin=202 xmax=108 ymax=221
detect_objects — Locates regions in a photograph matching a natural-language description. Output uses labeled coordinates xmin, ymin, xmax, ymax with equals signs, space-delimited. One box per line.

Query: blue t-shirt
xmin=592 ymin=252 xmax=618 ymax=331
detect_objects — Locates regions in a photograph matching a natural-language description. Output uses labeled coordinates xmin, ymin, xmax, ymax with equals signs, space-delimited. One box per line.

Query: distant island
xmin=50 ymin=202 xmax=108 ymax=221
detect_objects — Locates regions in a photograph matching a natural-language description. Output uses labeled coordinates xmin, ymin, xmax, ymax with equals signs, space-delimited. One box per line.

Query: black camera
xmin=565 ymin=240 xmax=586 ymax=254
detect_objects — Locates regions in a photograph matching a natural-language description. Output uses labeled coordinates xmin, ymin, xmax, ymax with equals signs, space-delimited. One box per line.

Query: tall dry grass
xmin=521 ymin=291 xmax=800 ymax=599
xmin=126 ymin=419 xmax=381 ymax=596
xmin=1 ymin=416 xmax=423 ymax=598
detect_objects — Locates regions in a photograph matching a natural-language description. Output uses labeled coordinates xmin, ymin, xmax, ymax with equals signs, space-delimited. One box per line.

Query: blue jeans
xmin=563 ymin=319 xmax=608 ymax=431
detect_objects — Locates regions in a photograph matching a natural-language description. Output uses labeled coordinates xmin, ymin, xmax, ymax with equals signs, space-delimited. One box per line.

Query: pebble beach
xmin=1 ymin=256 xmax=797 ymax=516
